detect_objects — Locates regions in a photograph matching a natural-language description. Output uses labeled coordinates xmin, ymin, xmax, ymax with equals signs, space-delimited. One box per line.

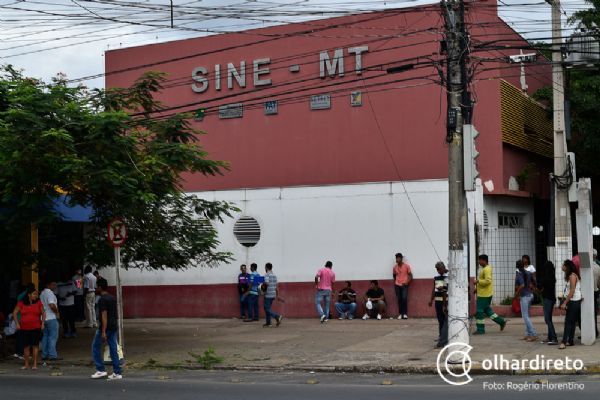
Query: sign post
xmin=107 ymin=218 xmax=127 ymax=352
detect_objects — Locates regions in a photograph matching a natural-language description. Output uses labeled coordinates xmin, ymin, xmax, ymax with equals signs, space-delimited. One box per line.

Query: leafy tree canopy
xmin=0 ymin=66 xmax=237 ymax=272
xmin=534 ymin=1 xmax=600 ymax=180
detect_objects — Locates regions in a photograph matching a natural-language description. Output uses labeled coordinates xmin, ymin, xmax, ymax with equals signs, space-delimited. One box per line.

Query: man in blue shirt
xmin=515 ymin=260 xmax=537 ymax=341
xmin=244 ymin=264 xmax=261 ymax=322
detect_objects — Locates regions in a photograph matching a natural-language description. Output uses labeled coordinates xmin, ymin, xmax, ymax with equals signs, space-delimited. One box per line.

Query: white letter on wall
xmin=348 ymin=46 xmax=369 ymax=75
xmin=319 ymin=49 xmax=344 ymax=78
xmin=227 ymin=61 xmax=246 ymax=89
xmin=253 ymin=58 xmax=272 ymax=87
xmin=191 ymin=67 xmax=208 ymax=93
xmin=215 ymin=64 xmax=221 ymax=91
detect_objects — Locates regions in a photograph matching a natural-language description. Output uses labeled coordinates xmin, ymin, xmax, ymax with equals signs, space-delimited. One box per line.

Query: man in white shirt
xmin=83 ymin=266 xmax=97 ymax=328
xmin=58 ymin=273 xmax=77 ymax=338
xmin=40 ymin=281 xmax=60 ymax=361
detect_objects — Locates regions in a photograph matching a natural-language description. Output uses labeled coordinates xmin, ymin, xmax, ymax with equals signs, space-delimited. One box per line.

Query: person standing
xmin=428 ymin=262 xmax=448 ymax=346
xmin=263 ymin=263 xmax=283 ymax=327
xmin=13 ymin=286 xmax=45 ymax=370
xmin=83 ymin=266 xmax=97 ymax=328
xmin=559 ymin=260 xmax=582 ymax=349
xmin=72 ymin=269 xmax=85 ymax=322
xmin=57 ymin=274 xmax=77 ymax=338
xmin=244 ymin=264 xmax=260 ymax=322
xmin=237 ymin=264 xmax=250 ymax=320
xmin=539 ymin=261 xmax=558 ymax=345
xmin=91 ymin=278 xmax=122 ymax=379
xmin=393 ymin=253 xmax=412 ymax=320
xmin=515 ymin=260 xmax=537 ymax=341
xmin=40 ymin=281 xmax=60 ymax=361
xmin=335 ymin=281 xmax=357 ymax=320
xmin=315 ymin=261 xmax=335 ymax=323
xmin=474 ymin=254 xmax=506 ymax=335
xmin=592 ymin=249 xmax=600 ymax=338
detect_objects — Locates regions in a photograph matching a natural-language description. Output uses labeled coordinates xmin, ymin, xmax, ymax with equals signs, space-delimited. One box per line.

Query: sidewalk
xmin=2 ymin=316 xmax=599 ymax=374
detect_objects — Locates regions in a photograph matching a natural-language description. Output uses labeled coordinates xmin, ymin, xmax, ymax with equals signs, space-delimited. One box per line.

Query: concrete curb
xmin=2 ymin=359 xmax=599 ymax=375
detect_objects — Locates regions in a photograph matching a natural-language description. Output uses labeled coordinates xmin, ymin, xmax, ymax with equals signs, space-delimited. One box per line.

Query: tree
xmin=565 ymin=1 xmax=600 ymax=179
xmin=533 ymin=1 xmax=600 ymax=181
xmin=0 ymin=66 xmax=237 ymax=272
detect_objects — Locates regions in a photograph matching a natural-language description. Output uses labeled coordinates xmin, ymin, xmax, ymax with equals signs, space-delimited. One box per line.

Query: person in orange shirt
xmin=393 ymin=253 xmax=413 ymax=320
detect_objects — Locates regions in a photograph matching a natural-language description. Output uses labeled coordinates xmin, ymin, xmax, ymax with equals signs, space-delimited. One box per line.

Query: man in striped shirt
xmin=263 ymin=263 xmax=283 ymax=328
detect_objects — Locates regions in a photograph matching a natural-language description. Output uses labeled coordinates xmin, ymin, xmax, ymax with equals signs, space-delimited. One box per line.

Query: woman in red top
xmin=13 ymin=286 xmax=46 ymax=370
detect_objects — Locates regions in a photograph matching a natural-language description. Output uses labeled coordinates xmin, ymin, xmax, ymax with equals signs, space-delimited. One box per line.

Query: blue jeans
xmin=543 ymin=297 xmax=557 ymax=342
xmin=520 ymin=294 xmax=537 ymax=336
xmin=41 ymin=319 xmax=59 ymax=359
xmin=263 ymin=297 xmax=280 ymax=325
xmin=334 ymin=302 xmax=356 ymax=318
xmin=240 ymin=294 xmax=248 ymax=318
xmin=92 ymin=329 xmax=121 ymax=374
xmin=315 ymin=289 xmax=331 ymax=318
xmin=395 ymin=285 xmax=409 ymax=316
xmin=247 ymin=294 xmax=259 ymax=320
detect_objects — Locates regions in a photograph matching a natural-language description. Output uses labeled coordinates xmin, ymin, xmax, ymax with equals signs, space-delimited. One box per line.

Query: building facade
xmin=104 ymin=0 xmax=553 ymax=318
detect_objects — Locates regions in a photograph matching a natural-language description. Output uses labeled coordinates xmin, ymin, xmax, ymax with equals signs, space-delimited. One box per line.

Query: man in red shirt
xmin=315 ymin=261 xmax=335 ymax=323
xmin=393 ymin=253 xmax=413 ymax=320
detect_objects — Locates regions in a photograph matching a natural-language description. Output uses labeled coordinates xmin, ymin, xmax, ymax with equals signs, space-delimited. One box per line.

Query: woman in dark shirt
xmin=539 ymin=261 xmax=558 ymax=345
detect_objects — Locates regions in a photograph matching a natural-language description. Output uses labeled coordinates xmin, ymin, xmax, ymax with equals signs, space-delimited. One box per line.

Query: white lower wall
xmin=481 ymin=196 xmax=536 ymax=302
xmin=115 ymin=180 xmax=450 ymax=286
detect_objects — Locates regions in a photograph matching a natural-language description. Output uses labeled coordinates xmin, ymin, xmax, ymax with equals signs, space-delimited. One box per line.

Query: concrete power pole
xmin=547 ymin=0 xmax=573 ymax=270
xmin=442 ymin=0 xmax=470 ymax=347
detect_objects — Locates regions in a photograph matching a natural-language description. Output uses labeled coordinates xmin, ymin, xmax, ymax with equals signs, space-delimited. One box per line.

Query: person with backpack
xmin=515 ymin=260 xmax=537 ymax=342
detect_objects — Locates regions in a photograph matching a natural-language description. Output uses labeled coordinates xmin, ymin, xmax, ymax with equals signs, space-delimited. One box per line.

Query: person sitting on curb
xmin=362 ymin=280 xmax=385 ymax=320
xmin=335 ymin=281 xmax=357 ymax=320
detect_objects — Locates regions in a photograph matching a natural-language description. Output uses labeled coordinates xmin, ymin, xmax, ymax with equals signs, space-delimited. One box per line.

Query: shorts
xmin=21 ymin=329 xmax=42 ymax=347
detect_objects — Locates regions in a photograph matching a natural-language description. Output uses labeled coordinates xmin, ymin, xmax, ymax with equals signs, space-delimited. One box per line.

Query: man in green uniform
xmin=474 ymin=254 xmax=506 ymax=335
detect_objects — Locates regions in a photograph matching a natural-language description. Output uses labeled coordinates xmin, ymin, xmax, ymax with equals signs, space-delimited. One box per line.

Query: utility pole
xmin=442 ymin=0 xmax=470 ymax=347
xmin=547 ymin=0 xmax=573 ymax=271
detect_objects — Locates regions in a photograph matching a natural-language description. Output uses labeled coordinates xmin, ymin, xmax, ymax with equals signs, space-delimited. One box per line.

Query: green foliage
xmin=0 ymin=66 xmax=238 ymax=271
xmin=189 ymin=347 xmax=224 ymax=369
xmin=500 ymin=295 xmax=514 ymax=306
xmin=533 ymin=2 xmax=600 ymax=188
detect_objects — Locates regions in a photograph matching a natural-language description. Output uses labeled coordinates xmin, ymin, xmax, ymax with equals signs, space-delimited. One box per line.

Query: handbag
xmin=511 ymin=297 xmax=521 ymax=314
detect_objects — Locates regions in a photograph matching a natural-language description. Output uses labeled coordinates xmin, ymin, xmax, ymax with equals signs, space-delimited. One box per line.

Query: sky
xmin=0 ymin=0 xmax=592 ymax=89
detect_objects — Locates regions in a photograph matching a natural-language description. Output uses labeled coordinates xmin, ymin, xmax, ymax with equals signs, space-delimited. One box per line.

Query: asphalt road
xmin=0 ymin=368 xmax=598 ymax=400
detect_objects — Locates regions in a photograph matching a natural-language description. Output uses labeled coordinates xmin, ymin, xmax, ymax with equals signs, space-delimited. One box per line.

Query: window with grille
xmin=233 ymin=216 xmax=261 ymax=247
xmin=498 ymin=213 xmax=524 ymax=229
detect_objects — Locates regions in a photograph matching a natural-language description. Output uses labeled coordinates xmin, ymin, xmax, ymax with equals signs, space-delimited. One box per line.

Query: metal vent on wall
xmin=233 ymin=216 xmax=261 ymax=247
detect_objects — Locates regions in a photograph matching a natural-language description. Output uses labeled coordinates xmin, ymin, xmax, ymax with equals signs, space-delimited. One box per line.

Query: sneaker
xmin=276 ymin=316 xmax=283 ymax=326
xmin=362 ymin=314 xmax=369 ymax=320
xmin=526 ymin=336 xmax=539 ymax=342
xmin=91 ymin=371 xmax=108 ymax=379
xmin=324 ymin=319 xmax=329 ymax=322
xmin=402 ymin=314 xmax=408 ymax=320
xmin=348 ymin=316 xmax=354 ymax=320
xmin=107 ymin=373 xmax=122 ymax=380
xmin=262 ymin=323 xmax=272 ymax=328
xmin=338 ymin=317 xmax=345 ymax=320
xmin=376 ymin=314 xmax=382 ymax=320
xmin=397 ymin=315 xmax=402 ymax=320
xmin=547 ymin=340 xmax=559 ymax=345
xmin=320 ymin=315 xmax=326 ymax=323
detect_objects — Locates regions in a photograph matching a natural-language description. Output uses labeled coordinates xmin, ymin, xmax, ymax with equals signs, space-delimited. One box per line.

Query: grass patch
xmin=189 ymin=347 xmax=224 ymax=370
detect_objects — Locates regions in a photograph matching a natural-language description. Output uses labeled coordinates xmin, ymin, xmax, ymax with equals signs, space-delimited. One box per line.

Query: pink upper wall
xmin=105 ymin=1 xmax=550 ymax=193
